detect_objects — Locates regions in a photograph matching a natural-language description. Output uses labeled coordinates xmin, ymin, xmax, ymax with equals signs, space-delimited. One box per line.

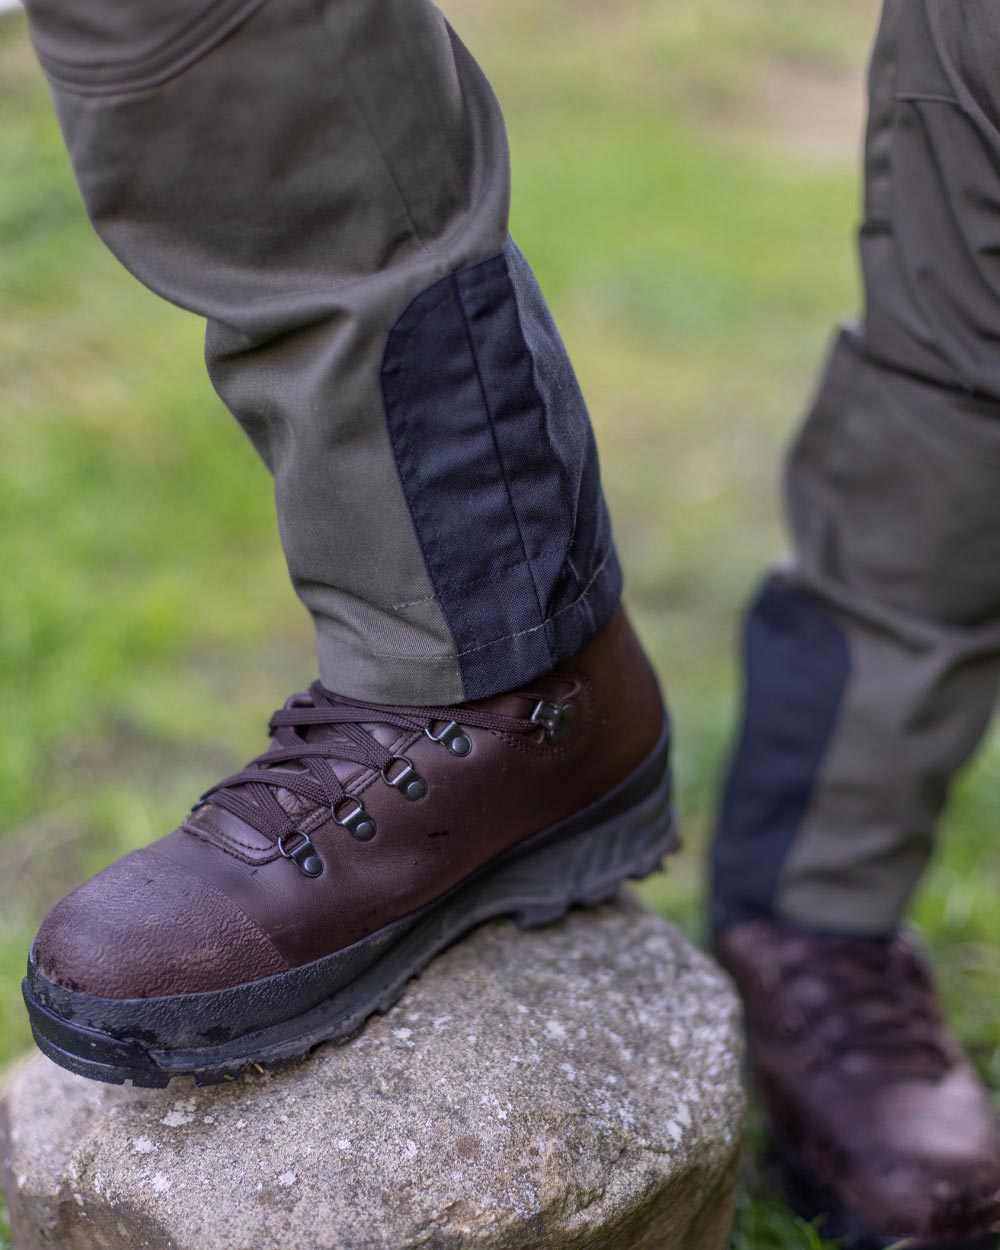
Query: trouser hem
xmin=315 ymin=546 xmax=623 ymax=705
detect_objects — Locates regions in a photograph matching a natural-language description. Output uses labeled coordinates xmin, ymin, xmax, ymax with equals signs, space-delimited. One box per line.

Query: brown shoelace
xmin=779 ymin=937 xmax=953 ymax=1078
xmin=194 ymin=681 xmax=564 ymax=848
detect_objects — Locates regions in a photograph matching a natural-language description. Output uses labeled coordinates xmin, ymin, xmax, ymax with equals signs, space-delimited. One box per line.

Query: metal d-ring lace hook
xmin=424 ymin=720 xmax=472 ymax=757
xmin=278 ymin=829 xmax=324 ymax=877
xmin=381 ymin=754 xmax=427 ymax=801
xmin=530 ymin=699 xmax=576 ymax=744
xmin=333 ymin=795 xmax=377 ymax=841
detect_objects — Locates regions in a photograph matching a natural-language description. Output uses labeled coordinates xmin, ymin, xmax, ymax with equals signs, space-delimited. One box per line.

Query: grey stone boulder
xmin=1 ymin=897 xmax=745 ymax=1250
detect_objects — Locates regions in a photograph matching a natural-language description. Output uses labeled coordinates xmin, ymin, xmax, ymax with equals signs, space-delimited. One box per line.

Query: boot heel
xmin=481 ymin=740 xmax=677 ymax=930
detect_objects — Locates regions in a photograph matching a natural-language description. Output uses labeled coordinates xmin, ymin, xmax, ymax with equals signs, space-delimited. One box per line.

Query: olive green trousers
xmin=22 ymin=0 xmax=1000 ymax=934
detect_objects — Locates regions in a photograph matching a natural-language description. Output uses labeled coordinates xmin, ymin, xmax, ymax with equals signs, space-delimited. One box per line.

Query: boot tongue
xmin=183 ymin=691 xmax=417 ymax=852
xmin=258 ymin=697 xmax=404 ymax=821
xmin=810 ymin=941 xmax=953 ymax=1080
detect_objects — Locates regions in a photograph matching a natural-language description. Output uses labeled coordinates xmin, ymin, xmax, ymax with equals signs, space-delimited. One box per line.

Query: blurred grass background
xmin=3 ymin=0 xmax=1000 ymax=1244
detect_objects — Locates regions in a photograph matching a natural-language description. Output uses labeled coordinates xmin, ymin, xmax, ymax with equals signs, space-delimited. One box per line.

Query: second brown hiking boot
xmin=24 ymin=608 xmax=676 ymax=1087
xmin=716 ymin=919 xmax=1000 ymax=1250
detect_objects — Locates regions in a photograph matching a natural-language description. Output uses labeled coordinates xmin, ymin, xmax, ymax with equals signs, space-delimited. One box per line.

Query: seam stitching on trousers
xmin=360 ymin=544 xmax=614 ymax=662
xmin=386 ymin=550 xmax=567 ymax=609
xmin=308 ymin=0 xmax=429 ymax=252
xmin=453 ymin=261 xmax=553 ymax=664
xmin=502 ymin=243 xmax=583 ymax=564
xmin=386 ymin=287 xmax=461 ymax=385
xmin=381 ymin=262 xmax=540 ymax=594
xmin=299 ymin=540 xmax=571 ymax=615
xmin=384 ymin=252 xmax=506 ymax=379
xmin=381 ymin=280 xmax=466 ymax=609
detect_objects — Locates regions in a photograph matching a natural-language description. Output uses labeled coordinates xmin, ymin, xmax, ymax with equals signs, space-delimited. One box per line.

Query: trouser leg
xmin=712 ymin=0 xmax=1000 ymax=936
xmin=22 ymin=0 xmax=621 ymax=704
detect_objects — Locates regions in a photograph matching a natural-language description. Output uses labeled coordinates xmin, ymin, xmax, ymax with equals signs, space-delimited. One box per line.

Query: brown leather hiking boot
xmin=24 ymin=608 xmax=675 ymax=1087
xmin=716 ymin=919 xmax=1000 ymax=1250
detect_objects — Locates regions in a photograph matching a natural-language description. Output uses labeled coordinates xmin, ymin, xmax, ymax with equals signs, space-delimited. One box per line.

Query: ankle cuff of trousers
xmin=314 ymin=546 xmax=623 ymax=705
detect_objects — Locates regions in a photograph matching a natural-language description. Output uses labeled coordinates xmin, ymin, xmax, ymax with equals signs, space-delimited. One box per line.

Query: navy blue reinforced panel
xmin=711 ymin=581 xmax=850 ymax=931
xmin=381 ymin=240 xmax=621 ymax=699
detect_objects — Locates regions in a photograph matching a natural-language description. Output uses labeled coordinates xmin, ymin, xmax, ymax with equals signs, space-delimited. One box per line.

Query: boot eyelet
xmin=425 ymin=720 xmax=472 ymax=756
xmin=278 ymin=830 xmax=324 ymax=877
xmin=530 ymin=699 xmax=576 ymax=744
xmin=381 ymin=755 xmax=427 ymax=801
xmin=334 ymin=796 xmax=377 ymax=841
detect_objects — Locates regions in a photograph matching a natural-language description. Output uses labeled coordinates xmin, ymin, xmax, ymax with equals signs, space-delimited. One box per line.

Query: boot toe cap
xmin=856 ymin=1158 xmax=1000 ymax=1242
xmin=837 ymin=1079 xmax=1000 ymax=1242
xmin=31 ymin=846 xmax=287 ymax=998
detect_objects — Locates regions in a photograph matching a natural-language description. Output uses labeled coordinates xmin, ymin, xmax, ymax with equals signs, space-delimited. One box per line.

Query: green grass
xmin=3 ymin=1 xmax=998 ymax=1245
xmin=729 ymin=1198 xmax=839 ymax=1250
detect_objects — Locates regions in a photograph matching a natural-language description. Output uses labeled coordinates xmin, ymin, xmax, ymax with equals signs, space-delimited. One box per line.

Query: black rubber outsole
xmin=24 ymin=728 xmax=676 ymax=1088
xmin=770 ymin=1131 xmax=1000 ymax=1250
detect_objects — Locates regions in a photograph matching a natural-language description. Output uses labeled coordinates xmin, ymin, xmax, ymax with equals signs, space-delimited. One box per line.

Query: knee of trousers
xmin=788 ymin=330 xmax=1000 ymax=631
xmin=861 ymin=0 xmax=1000 ymax=395
xmin=23 ymin=0 xmax=267 ymax=93
xmin=710 ymin=329 xmax=1000 ymax=936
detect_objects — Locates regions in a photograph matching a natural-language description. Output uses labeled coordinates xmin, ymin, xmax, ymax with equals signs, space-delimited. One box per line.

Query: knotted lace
xmin=780 ymin=937 xmax=953 ymax=1077
xmin=195 ymin=682 xmax=547 ymax=844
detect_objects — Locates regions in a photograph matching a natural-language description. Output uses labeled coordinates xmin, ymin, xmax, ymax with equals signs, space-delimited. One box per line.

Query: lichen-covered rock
xmin=1 ymin=897 xmax=745 ymax=1250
